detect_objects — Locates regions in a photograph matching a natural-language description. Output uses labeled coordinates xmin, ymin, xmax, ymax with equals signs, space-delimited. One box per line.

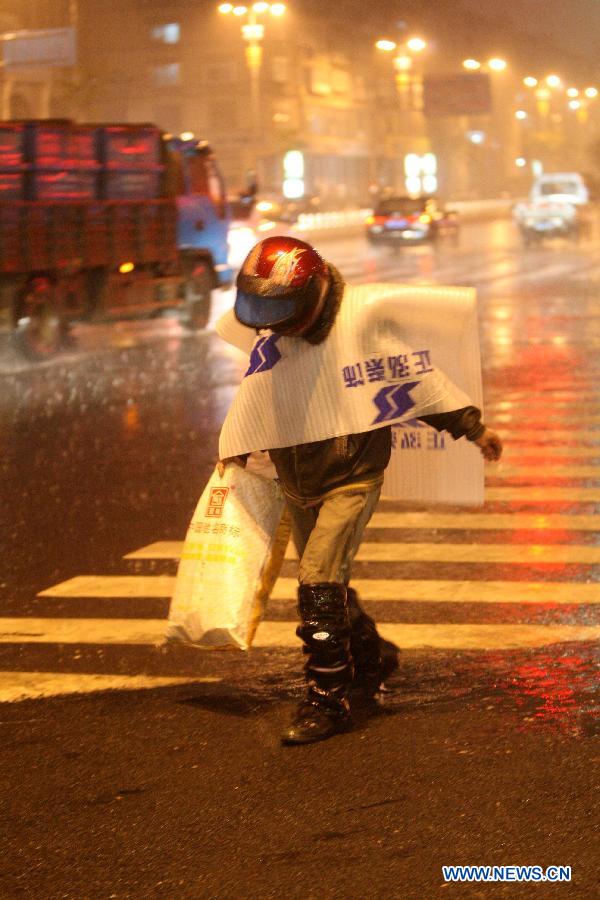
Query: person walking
xmin=217 ymin=236 xmax=502 ymax=745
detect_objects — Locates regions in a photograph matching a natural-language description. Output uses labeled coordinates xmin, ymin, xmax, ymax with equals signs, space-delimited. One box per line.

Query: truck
xmin=0 ymin=120 xmax=234 ymax=360
xmin=513 ymin=171 xmax=593 ymax=246
xmin=529 ymin=172 xmax=589 ymax=206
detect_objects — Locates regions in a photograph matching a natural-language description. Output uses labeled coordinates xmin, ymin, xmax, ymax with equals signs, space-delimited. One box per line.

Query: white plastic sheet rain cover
xmin=217 ymin=283 xmax=484 ymax=506
xmin=166 ymin=463 xmax=287 ymax=650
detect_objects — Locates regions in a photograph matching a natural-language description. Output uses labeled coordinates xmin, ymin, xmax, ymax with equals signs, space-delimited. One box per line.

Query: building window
xmin=153 ymin=63 xmax=181 ymax=87
xmin=152 ymin=23 xmax=180 ymax=44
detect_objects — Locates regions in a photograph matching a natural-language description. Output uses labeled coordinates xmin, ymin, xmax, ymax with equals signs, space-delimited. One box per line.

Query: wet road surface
xmin=0 ymin=217 xmax=598 ymax=898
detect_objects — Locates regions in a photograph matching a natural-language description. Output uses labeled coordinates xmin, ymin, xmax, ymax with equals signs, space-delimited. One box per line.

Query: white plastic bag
xmin=166 ymin=463 xmax=289 ymax=650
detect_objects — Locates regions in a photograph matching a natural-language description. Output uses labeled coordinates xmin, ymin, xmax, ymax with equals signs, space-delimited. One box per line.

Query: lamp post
xmin=217 ymin=3 xmax=286 ymax=173
xmin=374 ymin=36 xmax=431 ymax=195
xmin=375 ymin=36 xmax=427 ymax=111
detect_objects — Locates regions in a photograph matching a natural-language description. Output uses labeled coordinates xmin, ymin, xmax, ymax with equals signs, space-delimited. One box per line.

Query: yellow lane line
xmin=38 ymin=575 xmax=600 ymax=604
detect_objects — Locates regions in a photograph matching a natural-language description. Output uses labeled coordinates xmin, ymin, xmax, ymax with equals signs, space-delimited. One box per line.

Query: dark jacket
xmin=268 ymin=408 xmax=484 ymax=506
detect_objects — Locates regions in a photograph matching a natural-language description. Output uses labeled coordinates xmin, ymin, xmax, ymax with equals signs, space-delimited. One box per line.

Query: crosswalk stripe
xmin=369 ymin=512 xmax=600 ymax=529
xmin=495 ymin=414 xmax=600 ymax=425
xmin=270 ymin=578 xmax=600 ymax=604
xmin=488 ymin=400 xmax=600 ymax=410
xmin=256 ymin=622 xmax=600 ymax=651
xmin=121 ymin=541 xmax=600 ymax=564
xmin=0 ymin=673 xmax=221 ymax=703
xmin=493 ymin=447 xmax=600 ymax=458
xmin=1 ymin=618 xmax=598 ymax=651
xmin=38 ymin=575 xmax=600 ymax=604
xmin=497 ymin=430 xmax=600 ymax=442
xmin=494 ymin=464 xmax=600 ymax=477
xmin=283 ymin=542 xmax=600 ymax=562
xmin=38 ymin=575 xmax=176 ymax=598
xmin=486 ymin=486 xmax=600 ymax=500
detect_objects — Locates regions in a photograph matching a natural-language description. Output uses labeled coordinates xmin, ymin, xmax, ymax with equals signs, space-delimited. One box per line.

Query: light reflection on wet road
xmin=0 ymin=215 xmax=599 ymax=740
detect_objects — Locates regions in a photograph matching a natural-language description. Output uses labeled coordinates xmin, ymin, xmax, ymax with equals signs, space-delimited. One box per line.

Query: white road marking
xmin=38 ymin=575 xmax=600 ymax=604
xmin=284 ymin=542 xmax=600 ymax=563
xmin=486 ymin=486 xmax=600 ymax=500
xmin=491 ymin=447 xmax=600 ymax=458
xmin=0 ymin=673 xmax=220 ymax=703
xmin=120 ymin=541 xmax=600 ymax=564
xmin=495 ymin=414 xmax=600 ymax=425
xmin=39 ymin=574 xmax=176 ymax=597
xmin=270 ymin=578 xmax=600 ymax=604
xmin=255 ymin=622 xmax=600 ymax=651
xmin=369 ymin=512 xmax=600 ymax=530
xmin=497 ymin=430 xmax=600 ymax=442
xmin=495 ymin=464 xmax=600 ymax=477
xmin=0 ymin=618 xmax=598 ymax=651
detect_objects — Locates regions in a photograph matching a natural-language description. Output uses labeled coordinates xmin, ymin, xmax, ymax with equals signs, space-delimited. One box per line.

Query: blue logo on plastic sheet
xmin=371 ymin=381 xmax=420 ymax=423
xmin=245 ymin=334 xmax=282 ymax=376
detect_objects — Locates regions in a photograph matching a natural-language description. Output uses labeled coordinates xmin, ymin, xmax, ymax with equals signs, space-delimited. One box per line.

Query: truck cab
xmin=166 ymin=137 xmax=232 ymax=287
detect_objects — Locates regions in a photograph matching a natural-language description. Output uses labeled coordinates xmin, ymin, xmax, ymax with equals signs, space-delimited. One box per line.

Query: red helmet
xmin=235 ymin=236 xmax=329 ymax=334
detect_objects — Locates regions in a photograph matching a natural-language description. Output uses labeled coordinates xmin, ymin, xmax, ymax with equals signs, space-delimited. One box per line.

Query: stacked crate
xmin=0 ymin=124 xmax=27 ymax=273
xmin=25 ymin=120 xmax=99 ymax=201
xmin=0 ymin=120 xmax=173 ymax=274
xmin=97 ymin=124 xmax=164 ymax=200
xmin=0 ymin=122 xmax=28 ymax=202
xmin=97 ymin=124 xmax=167 ymax=264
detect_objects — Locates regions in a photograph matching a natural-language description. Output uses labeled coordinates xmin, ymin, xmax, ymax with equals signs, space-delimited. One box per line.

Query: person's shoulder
xmin=215 ymin=310 xmax=256 ymax=354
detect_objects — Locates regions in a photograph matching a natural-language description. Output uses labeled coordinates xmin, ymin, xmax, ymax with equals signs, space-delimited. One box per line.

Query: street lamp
xmin=217 ymin=2 xmax=287 ymax=167
xmin=375 ymin=35 xmax=427 ymax=110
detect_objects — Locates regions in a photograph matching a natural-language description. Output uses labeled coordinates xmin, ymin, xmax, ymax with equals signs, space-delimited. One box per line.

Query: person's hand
xmin=217 ymin=456 xmax=248 ymax=477
xmin=474 ymin=427 xmax=503 ymax=462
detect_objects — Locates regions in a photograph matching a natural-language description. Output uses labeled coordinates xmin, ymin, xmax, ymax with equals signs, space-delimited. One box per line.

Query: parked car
xmin=365 ymin=196 xmax=459 ymax=245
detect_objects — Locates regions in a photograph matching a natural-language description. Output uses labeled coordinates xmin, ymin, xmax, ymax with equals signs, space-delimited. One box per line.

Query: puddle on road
xmin=374 ymin=643 xmax=600 ymax=738
xmin=208 ymin=641 xmax=600 ymax=739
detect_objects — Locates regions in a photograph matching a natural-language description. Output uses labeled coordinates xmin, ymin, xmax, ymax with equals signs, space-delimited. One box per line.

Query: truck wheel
xmin=184 ymin=262 xmax=213 ymax=331
xmin=13 ymin=277 xmax=70 ymax=361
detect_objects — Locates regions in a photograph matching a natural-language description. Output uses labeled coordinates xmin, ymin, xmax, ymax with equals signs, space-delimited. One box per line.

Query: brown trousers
xmin=285 ymin=486 xmax=382 ymax=585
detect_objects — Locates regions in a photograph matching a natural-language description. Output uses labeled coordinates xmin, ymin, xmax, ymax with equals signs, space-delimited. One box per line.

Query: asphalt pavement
xmin=0 ymin=218 xmax=598 ymax=898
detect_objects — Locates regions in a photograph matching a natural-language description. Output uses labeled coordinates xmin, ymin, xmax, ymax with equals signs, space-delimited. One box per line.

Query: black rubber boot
xmin=347 ymin=587 xmax=400 ymax=696
xmin=282 ymin=583 xmax=353 ymax=746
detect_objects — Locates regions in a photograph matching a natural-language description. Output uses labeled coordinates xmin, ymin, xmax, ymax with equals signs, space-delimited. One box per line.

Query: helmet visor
xmin=234 ymin=275 xmax=322 ymax=331
xmin=235 ymin=290 xmax=300 ymax=329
